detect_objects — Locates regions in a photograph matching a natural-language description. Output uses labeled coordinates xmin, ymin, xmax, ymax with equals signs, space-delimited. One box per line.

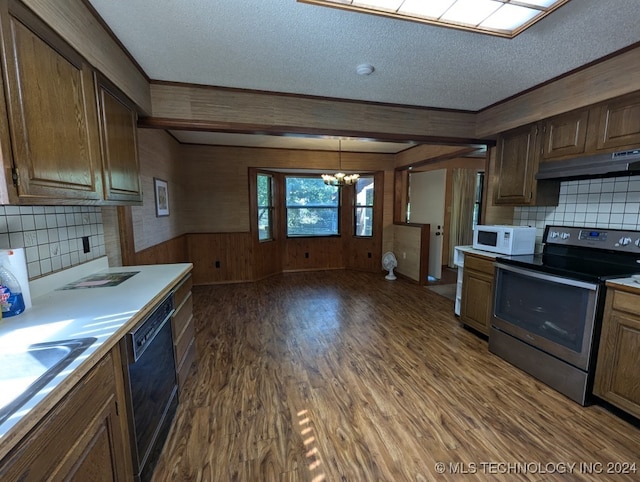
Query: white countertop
xmin=0 ymin=258 xmax=192 ymax=444
xmin=606 ymin=276 xmax=640 ymax=292
xmin=454 ymin=246 xmax=502 ymax=266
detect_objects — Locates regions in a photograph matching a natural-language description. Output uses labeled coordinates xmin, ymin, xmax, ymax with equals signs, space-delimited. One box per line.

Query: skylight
xmin=299 ymin=0 xmax=570 ymax=38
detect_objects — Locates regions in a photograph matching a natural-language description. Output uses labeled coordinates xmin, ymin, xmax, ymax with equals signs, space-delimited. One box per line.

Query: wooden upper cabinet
xmin=0 ymin=0 xmax=103 ymax=202
xmin=541 ymin=109 xmax=590 ymax=161
xmin=596 ymin=91 xmax=640 ymax=151
xmin=96 ymin=74 xmax=142 ymax=203
xmin=494 ymin=124 xmax=538 ymax=205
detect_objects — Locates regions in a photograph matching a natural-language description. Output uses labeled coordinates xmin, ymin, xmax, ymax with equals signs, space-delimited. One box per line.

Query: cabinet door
xmin=50 ymin=394 xmax=126 ymax=481
xmin=0 ymin=0 xmax=103 ymax=202
xmin=461 ymin=268 xmax=493 ymax=336
xmin=494 ymin=124 xmax=538 ymax=205
xmin=594 ymin=291 xmax=640 ymax=419
xmin=96 ymin=74 xmax=142 ymax=203
xmin=541 ymin=109 xmax=589 ymax=161
xmin=0 ymin=349 xmax=132 ymax=481
xmin=597 ymin=91 xmax=640 ymax=151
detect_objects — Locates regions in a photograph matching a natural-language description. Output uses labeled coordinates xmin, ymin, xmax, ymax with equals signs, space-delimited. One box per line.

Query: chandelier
xmin=321 ymin=140 xmax=360 ymax=187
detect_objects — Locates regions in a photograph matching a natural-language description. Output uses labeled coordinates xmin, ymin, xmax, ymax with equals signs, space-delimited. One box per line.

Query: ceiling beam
xmin=146 ymin=81 xmax=485 ymax=144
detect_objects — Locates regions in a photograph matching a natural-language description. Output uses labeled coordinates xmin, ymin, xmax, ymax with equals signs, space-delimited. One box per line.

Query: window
xmin=286 ymin=176 xmax=339 ymax=237
xmin=257 ymin=173 xmax=274 ymax=241
xmin=354 ymin=176 xmax=374 ymax=237
xmin=299 ymin=0 xmax=569 ymax=38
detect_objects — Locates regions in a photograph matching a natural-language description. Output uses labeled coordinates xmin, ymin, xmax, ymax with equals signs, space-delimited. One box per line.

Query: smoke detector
xmin=356 ymin=63 xmax=375 ymax=76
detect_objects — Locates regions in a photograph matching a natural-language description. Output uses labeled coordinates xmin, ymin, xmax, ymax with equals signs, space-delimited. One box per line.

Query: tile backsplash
xmin=514 ymin=175 xmax=640 ymax=250
xmin=0 ymin=206 xmax=105 ymax=279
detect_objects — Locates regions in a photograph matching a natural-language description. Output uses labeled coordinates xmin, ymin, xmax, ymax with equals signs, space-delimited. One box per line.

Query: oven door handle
xmin=494 ymin=262 xmax=599 ymax=291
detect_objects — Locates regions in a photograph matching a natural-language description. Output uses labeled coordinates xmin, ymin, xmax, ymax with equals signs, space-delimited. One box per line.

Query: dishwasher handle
xmin=129 ymin=294 xmax=175 ymax=362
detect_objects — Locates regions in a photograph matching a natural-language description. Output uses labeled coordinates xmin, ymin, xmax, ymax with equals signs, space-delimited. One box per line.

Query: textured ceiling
xmin=88 ymin=0 xmax=640 ymax=150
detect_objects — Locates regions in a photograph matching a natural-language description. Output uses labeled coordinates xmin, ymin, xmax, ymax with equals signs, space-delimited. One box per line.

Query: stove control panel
xmin=578 ymin=230 xmax=607 ymax=242
xmin=545 ymin=226 xmax=640 ymax=253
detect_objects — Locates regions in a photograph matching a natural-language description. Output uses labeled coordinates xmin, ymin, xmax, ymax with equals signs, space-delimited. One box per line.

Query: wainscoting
xmin=128 ymin=232 xmax=381 ymax=284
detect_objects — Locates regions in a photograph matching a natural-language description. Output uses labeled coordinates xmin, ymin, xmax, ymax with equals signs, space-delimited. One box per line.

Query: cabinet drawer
xmin=173 ymin=274 xmax=192 ymax=309
xmin=612 ymin=289 xmax=640 ymax=317
xmin=175 ymin=315 xmax=195 ymax=365
xmin=464 ymin=254 xmax=494 ymax=275
xmin=177 ymin=339 xmax=196 ymax=390
xmin=172 ymin=292 xmax=193 ymax=339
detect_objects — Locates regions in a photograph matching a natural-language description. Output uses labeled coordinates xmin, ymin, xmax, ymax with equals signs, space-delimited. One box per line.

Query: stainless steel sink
xmin=0 ymin=337 xmax=96 ymax=425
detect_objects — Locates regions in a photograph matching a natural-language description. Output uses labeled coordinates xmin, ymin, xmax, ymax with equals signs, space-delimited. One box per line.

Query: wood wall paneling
xmin=394 ymin=144 xmax=478 ymax=169
xmin=132 ymin=129 xmax=183 ymax=252
xmin=392 ymin=224 xmax=429 ymax=283
xmin=477 ymin=45 xmax=640 ymax=137
xmin=101 ymin=206 xmax=122 ymax=267
xmin=186 ymin=233 xmax=253 ymax=284
xmin=283 ymin=237 xmax=345 ymax=272
xmin=393 ymin=170 xmax=408 ymax=223
xmin=180 ymin=145 xmax=394 ymax=237
xmin=149 ymin=82 xmax=478 ymax=141
xmin=133 ymin=234 xmax=188 ymax=266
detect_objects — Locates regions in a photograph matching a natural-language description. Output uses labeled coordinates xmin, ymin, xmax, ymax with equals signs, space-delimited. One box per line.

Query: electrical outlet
xmin=82 ymin=236 xmax=90 ymax=253
xmin=305 ymin=252 xmax=309 ymax=259
xmin=402 ymin=252 xmax=406 ymax=259
xmin=215 ymin=261 xmax=221 ymax=268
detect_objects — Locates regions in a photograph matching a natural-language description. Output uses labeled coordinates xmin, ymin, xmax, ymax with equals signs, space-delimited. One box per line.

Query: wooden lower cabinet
xmin=460 ymin=253 xmax=495 ymax=336
xmin=594 ymin=288 xmax=640 ymax=419
xmin=0 ymin=347 xmax=133 ymax=481
xmin=172 ymin=273 xmax=196 ymax=391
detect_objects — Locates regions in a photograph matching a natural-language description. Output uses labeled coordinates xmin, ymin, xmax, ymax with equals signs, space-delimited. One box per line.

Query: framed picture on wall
xmin=154 ymin=178 xmax=169 ymax=217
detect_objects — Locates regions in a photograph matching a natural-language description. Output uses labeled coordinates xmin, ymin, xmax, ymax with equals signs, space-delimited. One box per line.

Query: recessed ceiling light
xmin=299 ymin=0 xmax=571 ymax=38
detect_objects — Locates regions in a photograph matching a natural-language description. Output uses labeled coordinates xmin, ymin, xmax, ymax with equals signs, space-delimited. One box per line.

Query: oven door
xmin=492 ymin=263 xmax=600 ymax=370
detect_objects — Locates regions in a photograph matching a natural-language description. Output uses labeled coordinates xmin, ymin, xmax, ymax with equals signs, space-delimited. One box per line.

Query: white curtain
xmin=448 ymin=169 xmax=477 ymax=267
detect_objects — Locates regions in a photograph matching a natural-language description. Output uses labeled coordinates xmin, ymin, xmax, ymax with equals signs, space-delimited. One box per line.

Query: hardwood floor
xmin=153 ymin=271 xmax=639 ymax=481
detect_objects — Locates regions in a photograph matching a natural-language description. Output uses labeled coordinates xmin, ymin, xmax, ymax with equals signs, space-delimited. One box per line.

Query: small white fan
xmin=382 ymin=251 xmax=397 ymax=280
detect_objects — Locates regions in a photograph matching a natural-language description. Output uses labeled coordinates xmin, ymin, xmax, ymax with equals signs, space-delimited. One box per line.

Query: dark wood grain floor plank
xmin=153 ymin=270 xmax=639 ymax=481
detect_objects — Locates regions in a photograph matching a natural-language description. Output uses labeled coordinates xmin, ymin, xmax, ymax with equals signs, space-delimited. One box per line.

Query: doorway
xmin=408 ymin=169 xmax=446 ymax=280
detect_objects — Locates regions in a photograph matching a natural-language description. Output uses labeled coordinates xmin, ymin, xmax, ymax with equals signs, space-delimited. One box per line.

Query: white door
xmin=408 ymin=169 xmax=446 ymax=280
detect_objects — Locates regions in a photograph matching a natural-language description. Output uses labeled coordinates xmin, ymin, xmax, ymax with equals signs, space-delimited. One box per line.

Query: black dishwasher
xmin=121 ymin=294 xmax=177 ymax=482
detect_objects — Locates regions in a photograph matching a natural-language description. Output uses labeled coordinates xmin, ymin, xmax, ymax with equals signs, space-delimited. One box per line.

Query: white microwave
xmin=473 ymin=225 xmax=537 ymax=255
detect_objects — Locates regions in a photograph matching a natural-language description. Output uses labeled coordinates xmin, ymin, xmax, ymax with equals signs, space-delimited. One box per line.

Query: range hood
xmin=536 ymin=148 xmax=640 ymax=181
